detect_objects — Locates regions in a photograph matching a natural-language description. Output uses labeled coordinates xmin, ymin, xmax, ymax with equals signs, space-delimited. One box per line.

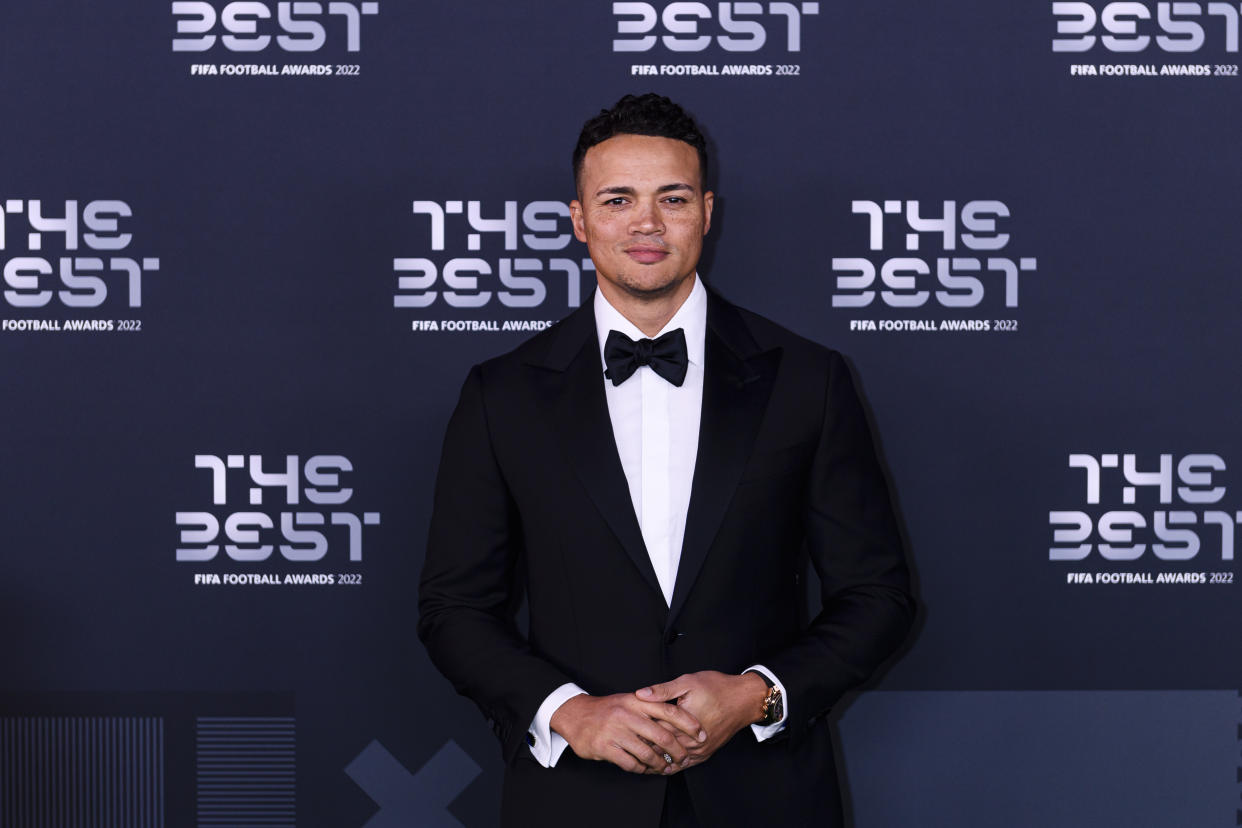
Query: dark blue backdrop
xmin=2 ymin=1 xmax=1239 ymax=825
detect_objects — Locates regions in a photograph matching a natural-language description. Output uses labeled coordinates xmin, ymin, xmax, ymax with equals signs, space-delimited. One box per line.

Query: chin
xmin=616 ymin=272 xmax=688 ymax=299
xmin=619 ymin=280 xmax=680 ymax=300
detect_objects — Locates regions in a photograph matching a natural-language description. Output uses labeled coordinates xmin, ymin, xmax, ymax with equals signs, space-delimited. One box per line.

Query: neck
xmin=599 ymin=273 xmax=697 ymax=338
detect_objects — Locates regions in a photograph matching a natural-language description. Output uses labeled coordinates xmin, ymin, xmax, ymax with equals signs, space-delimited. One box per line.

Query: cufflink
xmin=526 ymin=732 xmax=536 ymax=747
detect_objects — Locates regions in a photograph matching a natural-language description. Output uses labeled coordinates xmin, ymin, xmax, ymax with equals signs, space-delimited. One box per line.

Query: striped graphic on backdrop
xmin=196 ymin=716 xmax=296 ymax=827
xmin=0 ymin=716 xmax=165 ymax=827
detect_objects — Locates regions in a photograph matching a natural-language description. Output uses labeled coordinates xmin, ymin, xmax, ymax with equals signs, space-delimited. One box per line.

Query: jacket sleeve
xmin=417 ymin=364 xmax=574 ymax=763
xmin=761 ymin=351 xmax=916 ymax=743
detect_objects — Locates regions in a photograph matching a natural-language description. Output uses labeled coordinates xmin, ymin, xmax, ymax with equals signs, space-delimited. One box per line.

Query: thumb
xmin=637 ymin=679 xmax=685 ymax=702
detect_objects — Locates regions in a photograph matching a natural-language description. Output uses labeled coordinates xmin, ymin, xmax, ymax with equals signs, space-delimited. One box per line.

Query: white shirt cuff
xmin=527 ymin=682 xmax=587 ymax=767
xmin=745 ymin=664 xmax=788 ymax=741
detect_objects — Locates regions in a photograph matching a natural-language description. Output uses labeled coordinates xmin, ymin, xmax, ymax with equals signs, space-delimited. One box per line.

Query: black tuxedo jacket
xmin=418 ymin=290 xmax=914 ymax=828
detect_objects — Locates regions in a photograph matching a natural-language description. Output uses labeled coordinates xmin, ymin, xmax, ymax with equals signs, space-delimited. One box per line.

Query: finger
xmin=634 ymin=720 xmax=688 ymax=765
xmin=636 ymin=678 xmax=686 ymax=703
xmin=605 ymin=745 xmax=644 ymax=774
xmin=641 ymin=699 xmax=706 ymax=743
xmin=642 ymin=723 xmax=700 ymax=767
xmin=633 ymin=747 xmax=669 ymax=774
xmin=647 ymin=744 xmax=683 ymax=775
xmin=654 ymin=720 xmax=699 ymax=749
xmin=617 ymin=735 xmax=667 ymax=773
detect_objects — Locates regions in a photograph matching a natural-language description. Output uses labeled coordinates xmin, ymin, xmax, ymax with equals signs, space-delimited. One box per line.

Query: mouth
xmin=624 ymin=246 xmax=670 ymax=264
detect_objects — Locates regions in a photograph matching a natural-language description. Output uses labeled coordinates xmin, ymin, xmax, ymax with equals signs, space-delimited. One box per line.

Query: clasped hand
xmin=549 ymin=670 xmax=767 ymax=775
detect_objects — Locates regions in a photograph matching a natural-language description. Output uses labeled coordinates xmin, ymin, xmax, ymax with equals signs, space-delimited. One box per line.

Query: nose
xmin=629 ymin=198 xmax=664 ymax=235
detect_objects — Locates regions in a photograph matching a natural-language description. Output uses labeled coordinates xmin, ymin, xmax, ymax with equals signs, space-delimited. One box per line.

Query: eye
xmin=603 ymin=197 xmax=628 ymax=206
xmin=663 ymin=196 xmax=687 ymax=204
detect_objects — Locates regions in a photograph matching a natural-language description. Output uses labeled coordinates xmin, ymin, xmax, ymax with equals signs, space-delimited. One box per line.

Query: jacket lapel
xmin=666 ymin=293 xmax=781 ymax=629
xmin=527 ymin=302 xmax=665 ymax=601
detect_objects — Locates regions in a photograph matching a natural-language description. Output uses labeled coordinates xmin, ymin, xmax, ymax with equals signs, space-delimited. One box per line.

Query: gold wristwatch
xmin=746 ymin=670 xmax=784 ymax=726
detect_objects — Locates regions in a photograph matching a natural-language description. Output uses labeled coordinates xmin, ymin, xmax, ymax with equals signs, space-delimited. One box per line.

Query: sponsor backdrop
xmin=1 ymin=1 xmax=1238 ymax=825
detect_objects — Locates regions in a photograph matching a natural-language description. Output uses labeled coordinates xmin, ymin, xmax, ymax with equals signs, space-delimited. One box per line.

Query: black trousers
xmin=660 ymin=773 xmax=700 ymax=828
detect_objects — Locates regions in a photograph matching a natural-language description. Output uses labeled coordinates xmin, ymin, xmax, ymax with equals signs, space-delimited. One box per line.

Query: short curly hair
xmin=572 ymin=93 xmax=709 ymax=195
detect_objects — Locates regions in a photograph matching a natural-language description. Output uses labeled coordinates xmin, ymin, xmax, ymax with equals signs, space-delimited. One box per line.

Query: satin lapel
xmin=530 ymin=305 xmax=664 ymax=601
xmin=666 ymin=296 xmax=781 ymax=629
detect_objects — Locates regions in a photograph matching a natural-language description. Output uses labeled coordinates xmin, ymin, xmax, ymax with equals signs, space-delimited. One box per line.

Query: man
xmin=418 ymin=93 xmax=914 ymax=827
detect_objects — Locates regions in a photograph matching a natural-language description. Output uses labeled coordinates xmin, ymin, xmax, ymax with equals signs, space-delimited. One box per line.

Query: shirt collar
xmin=594 ymin=274 xmax=707 ymax=371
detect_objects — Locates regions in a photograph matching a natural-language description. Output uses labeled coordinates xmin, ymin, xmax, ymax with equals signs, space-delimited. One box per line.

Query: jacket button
xmin=665 ymin=629 xmax=682 ymax=645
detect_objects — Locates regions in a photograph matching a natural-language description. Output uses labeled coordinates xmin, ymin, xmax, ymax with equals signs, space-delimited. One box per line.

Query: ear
xmin=570 ymin=199 xmax=587 ymax=243
xmin=702 ymin=190 xmax=714 ymax=236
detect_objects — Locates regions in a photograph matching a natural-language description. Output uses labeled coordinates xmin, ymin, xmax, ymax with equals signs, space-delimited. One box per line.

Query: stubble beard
xmin=611 ymin=267 xmax=691 ymax=303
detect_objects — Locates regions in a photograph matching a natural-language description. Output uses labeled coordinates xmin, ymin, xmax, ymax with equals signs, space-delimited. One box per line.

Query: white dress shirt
xmin=527 ymin=276 xmax=787 ymax=767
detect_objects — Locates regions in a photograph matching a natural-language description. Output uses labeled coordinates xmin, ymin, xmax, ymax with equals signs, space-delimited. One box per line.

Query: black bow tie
xmin=603 ymin=328 xmax=689 ymax=387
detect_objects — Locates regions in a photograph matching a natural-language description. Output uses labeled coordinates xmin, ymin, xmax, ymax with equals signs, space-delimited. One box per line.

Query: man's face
xmin=571 ymin=134 xmax=714 ymax=302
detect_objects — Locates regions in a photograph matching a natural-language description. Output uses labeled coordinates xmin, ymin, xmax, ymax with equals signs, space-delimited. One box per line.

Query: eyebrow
xmin=594 ymin=183 xmax=698 ymax=198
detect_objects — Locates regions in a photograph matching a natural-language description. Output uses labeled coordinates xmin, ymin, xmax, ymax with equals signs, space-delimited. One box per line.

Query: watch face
xmin=763 ymin=686 xmax=783 ymax=725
